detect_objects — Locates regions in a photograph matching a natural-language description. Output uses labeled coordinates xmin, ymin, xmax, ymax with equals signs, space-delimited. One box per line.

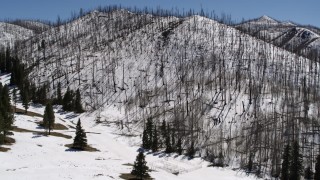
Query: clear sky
xmin=0 ymin=0 xmax=319 ymax=27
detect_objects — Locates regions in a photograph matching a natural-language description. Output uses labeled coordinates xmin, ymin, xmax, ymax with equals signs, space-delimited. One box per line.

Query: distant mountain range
xmin=236 ymin=15 xmax=320 ymax=59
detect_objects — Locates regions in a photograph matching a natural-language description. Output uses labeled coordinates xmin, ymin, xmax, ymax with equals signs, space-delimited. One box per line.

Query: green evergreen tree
xmin=0 ymin=113 xmax=4 ymax=144
xmin=171 ymin=128 xmax=176 ymax=152
xmin=12 ymin=87 xmax=17 ymax=113
xmin=0 ymin=84 xmax=13 ymax=141
xmin=62 ymin=87 xmax=74 ymax=111
xmin=304 ymin=166 xmax=313 ymax=180
xmin=131 ymin=152 xmax=149 ymax=180
xmin=289 ymin=141 xmax=303 ymax=180
xmin=217 ymin=152 xmax=224 ymax=167
xmin=315 ymin=154 xmax=320 ymax=180
xmin=142 ymin=129 xmax=150 ymax=149
xmin=151 ymin=125 xmax=158 ymax=152
xmin=281 ymin=144 xmax=291 ymax=180
xmin=73 ymin=119 xmax=87 ymax=150
xmin=176 ymin=137 xmax=182 ymax=155
xmin=165 ymin=124 xmax=172 ymax=153
xmin=56 ymin=82 xmax=62 ymax=105
xmin=146 ymin=118 xmax=153 ymax=145
xmin=247 ymin=153 xmax=253 ymax=172
xmin=43 ymin=102 xmax=55 ymax=135
xmin=187 ymin=141 xmax=195 ymax=158
xmin=21 ymin=89 xmax=29 ymax=113
xmin=74 ymin=89 xmax=84 ymax=113
xmin=160 ymin=119 xmax=166 ymax=148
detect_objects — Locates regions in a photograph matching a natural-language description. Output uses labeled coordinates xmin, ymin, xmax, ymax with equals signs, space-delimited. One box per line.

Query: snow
xmin=0 ymin=22 xmax=33 ymax=48
xmin=0 ymin=84 xmax=257 ymax=179
xmin=4 ymin=9 xmax=320 ymax=179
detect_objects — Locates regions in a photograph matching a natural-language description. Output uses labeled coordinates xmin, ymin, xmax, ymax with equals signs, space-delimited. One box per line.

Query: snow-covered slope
xmin=237 ymin=16 xmax=320 ymax=58
xmin=9 ymin=20 xmax=50 ymax=34
xmin=12 ymin=9 xmax=320 ymax=178
xmin=0 ymin=22 xmax=34 ymax=48
xmin=0 ymin=72 xmax=255 ymax=180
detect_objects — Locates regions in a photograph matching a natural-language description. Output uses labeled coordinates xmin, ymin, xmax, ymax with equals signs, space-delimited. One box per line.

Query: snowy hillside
xmin=0 ymin=22 xmax=34 ymax=48
xmin=8 ymin=8 xmax=320 ymax=178
xmin=237 ymin=16 xmax=320 ymax=59
xmin=0 ymin=73 xmax=257 ymax=180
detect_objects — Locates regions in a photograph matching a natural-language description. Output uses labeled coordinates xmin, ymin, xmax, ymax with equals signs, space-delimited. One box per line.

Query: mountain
xmin=0 ymin=20 xmax=50 ymax=49
xmin=6 ymin=9 xmax=320 ymax=178
xmin=0 ymin=22 xmax=33 ymax=48
xmin=9 ymin=20 xmax=50 ymax=34
xmin=237 ymin=15 xmax=320 ymax=59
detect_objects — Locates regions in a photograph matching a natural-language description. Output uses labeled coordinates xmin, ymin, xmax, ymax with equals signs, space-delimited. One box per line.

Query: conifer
xmin=43 ymin=102 xmax=55 ymax=135
xmin=131 ymin=152 xmax=149 ymax=180
xmin=73 ymin=119 xmax=87 ymax=150
xmin=315 ymin=154 xmax=320 ymax=180
xmin=281 ymin=144 xmax=291 ymax=180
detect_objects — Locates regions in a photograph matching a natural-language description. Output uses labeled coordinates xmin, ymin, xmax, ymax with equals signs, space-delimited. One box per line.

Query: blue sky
xmin=0 ymin=0 xmax=319 ymax=27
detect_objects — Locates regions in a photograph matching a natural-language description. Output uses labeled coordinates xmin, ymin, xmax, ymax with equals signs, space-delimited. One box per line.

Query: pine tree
xmin=165 ymin=124 xmax=172 ymax=153
xmin=171 ymin=128 xmax=176 ymax=152
xmin=73 ymin=119 xmax=87 ymax=150
xmin=21 ymin=86 xmax=30 ymax=113
xmin=281 ymin=144 xmax=291 ymax=180
xmin=315 ymin=154 xmax=320 ymax=180
xmin=146 ymin=118 xmax=153 ymax=144
xmin=160 ymin=119 xmax=166 ymax=148
xmin=151 ymin=125 xmax=158 ymax=152
xmin=247 ymin=153 xmax=253 ymax=172
xmin=56 ymin=82 xmax=62 ymax=105
xmin=289 ymin=141 xmax=303 ymax=180
xmin=12 ymin=87 xmax=17 ymax=113
xmin=142 ymin=129 xmax=150 ymax=149
xmin=187 ymin=141 xmax=195 ymax=158
xmin=74 ymin=89 xmax=84 ymax=113
xmin=304 ymin=166 xmax=313 ymax=180
xmin=131 ymin=152 xmax=149 ymax=180
xmin=62 ymin=87 xmax=74 ymax=111
xmin=0 ymin=113 xmax=4 ymax=144
xmin=0 ymin=84 xmax=13 ymax=140
xmin=43 ymin=102 xmax=55 ymax=135
xmin=176 ymin=137 xmax=182 ymax=155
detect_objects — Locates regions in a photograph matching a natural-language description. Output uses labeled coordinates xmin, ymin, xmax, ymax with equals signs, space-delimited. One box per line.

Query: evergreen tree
xmin=0 ymin=113 xmax=4 ymax=144
xmin=160 ymin=120 xmax=166 ymax=146
xmin=217 ymin=152 xmax=224 ymax=167
xmin=56 ymin=82 xmax=62 ymax=105
xmin=176 ymin=137 xmax=182 ymax=155
xmin=21 ymin=89 xmax=29 ymax=113
xmin=131 ymin=152 xmax=149 ymax=180
xmin=281 ymin=144 xmax=291 ymax=180
xmin=187 ymin=141 xmax=195 ymax=158
xmin=165 ymin=124 xmax=172 ymax=153
xmin=142 ymin=129 xmax=150 ymax=149
xmin=304 ymin=166 xmax=313 ymax=180
xmin=289 ymin=141 xmax=303 ymax=180
xmin=171 ymin=128 xmax=176 ymax=152
xmin=151 ymin=125 xmax=158 ymax=152
xmin=146 ymin=118 xmax=153 ymax=144
xmin=315 ymin=154 xmax=320 ymax=180
xmin=62 ymin=87 xmax=74 ymax=111
xmin=0 ymin=84 xmax=13 ymax=141
xmin=43 ymin=102 xmax=55 ymax=135
xmin=12 ymin=87 xmax=17 ymax=113
xmin=74 ymin=89 xmax=84 ymax=113
xmin=247 ymin=153 xmax=253 ymax=172
xmin=73 ymin=119 xmax=87 ymax=150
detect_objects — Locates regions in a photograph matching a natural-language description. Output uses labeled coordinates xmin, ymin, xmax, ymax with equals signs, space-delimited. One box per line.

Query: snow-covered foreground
xmin=0 ymin=102 xmax=257 ymax=180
